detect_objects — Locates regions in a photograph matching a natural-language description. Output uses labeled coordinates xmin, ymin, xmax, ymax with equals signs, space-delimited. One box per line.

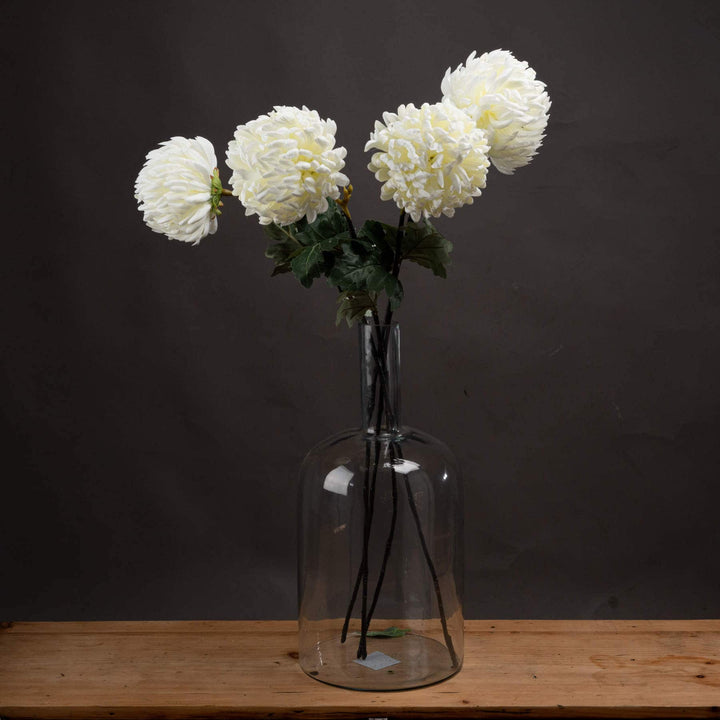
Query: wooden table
xmin=1 ymin=620 xmax=718 ymax=718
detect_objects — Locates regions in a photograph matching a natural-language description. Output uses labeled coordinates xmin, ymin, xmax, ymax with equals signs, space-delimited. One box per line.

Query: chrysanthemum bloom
xmin=365 ymin=102 xmax=490 ymax=222
xmin=134 ymin=136 xmax=220 ymax=245
xmin=226 ymin=106 xmax=349 ymax=226
xmin=441 ymin=49 xmax=550 ymax=175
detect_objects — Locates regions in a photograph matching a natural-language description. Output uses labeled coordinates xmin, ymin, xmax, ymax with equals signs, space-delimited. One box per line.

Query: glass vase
xmin=298 ymin=319 xmax=463 ymax=690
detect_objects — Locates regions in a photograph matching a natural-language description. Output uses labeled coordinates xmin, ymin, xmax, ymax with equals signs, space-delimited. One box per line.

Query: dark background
xmin=2 ymin=0 xmax=719 ymax=621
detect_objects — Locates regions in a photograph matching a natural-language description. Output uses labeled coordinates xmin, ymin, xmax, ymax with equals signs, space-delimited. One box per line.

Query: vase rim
xmin=360 ymin=317 xmax=399 ymax=327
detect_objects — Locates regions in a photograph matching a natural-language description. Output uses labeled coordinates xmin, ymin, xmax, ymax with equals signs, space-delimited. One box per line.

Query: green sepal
xmin=210 ymin=168 xmax=224 ymax=218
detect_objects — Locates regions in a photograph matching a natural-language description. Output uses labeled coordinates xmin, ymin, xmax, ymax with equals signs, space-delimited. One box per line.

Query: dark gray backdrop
xmin=2 ymin=0 xmax=719 ymax=621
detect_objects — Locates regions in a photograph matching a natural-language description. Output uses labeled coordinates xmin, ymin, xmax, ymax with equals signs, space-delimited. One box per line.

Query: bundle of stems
xmin=336 ymin=209 xmax=458 ymax=667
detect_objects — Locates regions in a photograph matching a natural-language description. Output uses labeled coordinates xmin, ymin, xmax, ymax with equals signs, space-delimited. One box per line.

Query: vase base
xmin=301 ymin=632 xmax=461 ymax=691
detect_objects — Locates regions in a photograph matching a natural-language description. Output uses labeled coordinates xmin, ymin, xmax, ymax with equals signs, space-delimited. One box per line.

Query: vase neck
xmin=359 ymin=320 xmax=401 ymax=436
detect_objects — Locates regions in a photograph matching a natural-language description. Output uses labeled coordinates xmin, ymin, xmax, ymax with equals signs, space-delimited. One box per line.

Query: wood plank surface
xmin=1 ymin=620 xmax=718 ymax=719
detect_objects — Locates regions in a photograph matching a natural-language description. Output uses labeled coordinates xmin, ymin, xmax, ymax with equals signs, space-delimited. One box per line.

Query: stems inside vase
xmin=337 ymin=209 xmax=458 ymax=663
xmin=338 ymin=315 xmax=457 ymax=668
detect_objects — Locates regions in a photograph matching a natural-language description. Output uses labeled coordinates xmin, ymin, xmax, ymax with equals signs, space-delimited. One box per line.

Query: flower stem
xmin=383 ymin=210 xmax=406 ymax=326
xmin=357 ymin=437 xmax=381 ymax=659
xmin=365 ymin=309 xmax=459 ymax=669
xmin=340 ymin=322 xmax=388 ymax=657
xmin=341 ymin=218 xmax=457 ymax=667
xmin=340 ymin=441 xmax=372 ymax=645
xmin=391 ymin=210 xmax=406 ymax=277
xmin=336 ymin=185 xmax=357 ymax=239
xmin=355 ymin=322 xmax=389 ymax=659
xmin=366 ymin=446 xmax=398 ymax=623
xmin=402 ymin=462 xmax=459 ymax=668
xmin=343 ymin=213 xmax=357 ymax=239
xmin=357 ymin=443 xmax=372 ymax=658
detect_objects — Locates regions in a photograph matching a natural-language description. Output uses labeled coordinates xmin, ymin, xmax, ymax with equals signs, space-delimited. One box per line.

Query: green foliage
xmin=366 ymin=626 xmax=411 ymax=638
xmin=401 ymin=220 xmax=453 ymax=278
xmin=336 ymin=290 xmax=376 ymax=327
xmin=264 ymin=224 xmax=302 ymax=276
xmin=290 ymin=237 xmax=339 ymax=288
xmin=294 ymin=199 xmax=347 ymax=246
xmin=327 ymin=221 xmax=402 ymax=310
xmin=263 ymin=202 xmax=452 ymax=325
xmin=264 ymin=201 xmax=349 ymax=286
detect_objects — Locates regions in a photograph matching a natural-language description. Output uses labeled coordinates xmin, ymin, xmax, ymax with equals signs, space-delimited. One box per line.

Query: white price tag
xmin=354 ymin=651 xmax=401 ymax=670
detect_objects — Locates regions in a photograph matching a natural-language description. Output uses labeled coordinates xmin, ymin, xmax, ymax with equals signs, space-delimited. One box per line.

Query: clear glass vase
xmin=298 ymin=319 xmax=463 ymax=690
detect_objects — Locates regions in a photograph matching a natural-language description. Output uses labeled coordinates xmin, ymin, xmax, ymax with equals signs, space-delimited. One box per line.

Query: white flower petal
xmin=441 ymin=49 xmax=550 ymax=174
xmin=134 ymin=136 xmax=218 ymax=244
xmin=226 ymin=106 xmax=348 ymax=226
xmin=366 ymin=102 xmax=490 ymax=221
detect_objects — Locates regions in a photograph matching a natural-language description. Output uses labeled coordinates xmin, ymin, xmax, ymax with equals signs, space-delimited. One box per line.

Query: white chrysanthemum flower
xmin=441 ymin=49 xmax=550 ymax=175
xmin=134 ymin=136 xmax=220 ymax=245
xmin=226 ymin=105 xmax=349 ymax=226
xmin=365 ymin=102 xmax=490 ymax=222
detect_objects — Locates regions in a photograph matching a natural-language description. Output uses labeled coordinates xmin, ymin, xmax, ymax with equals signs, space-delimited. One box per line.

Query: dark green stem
xmin=342 ymin=210 xmax=457 ymax=666
xmin=342 ymin=207 xmax=357 ymax=239
xmin=383 ymin=210 xmax=406 ymax=326
xmin=357 ymin=437 xmax=380 ymax=659
xmin=355 ymin=322 xmax=388 ymax=659
xmin=402 ymin=464 xmax=459 ymax=668
xmin=366 ymin=444 xmax=398 ymax=623
xmin=340 ymin=440 xmax=372 ymax=644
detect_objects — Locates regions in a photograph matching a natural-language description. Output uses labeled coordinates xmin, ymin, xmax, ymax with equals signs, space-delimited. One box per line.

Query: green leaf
xmin=357 ymin=218 xmax=391 ymax=246
xmin=365 ymin=626 xmax=412 ymax=638
xmin=357 ymin=220 xmax=398 ymax=264
xmin=286 ymin=201 xmax=356 ymax=287
xmin=263 ymin=221 xmax=294 ymax=245
xmin=290 ymin=238 xmax=338 ymax=288
xmin=326 ymin=223 xmax=405 ymax=313
xmin=329 ymin=237 xmax=392 ymax=292
xmin=263 ymin=200 xmax=350 ymax=282
xmin=328 ymin=249 xmax=371 ymax=291
xmin=401 ymin=221 xmax=453 ymax=278
xmin=264 ymin=225 xmax=303 ymax=276
xmin=296 ymin=201 xmax=347 ymax=246
xmin=336 ymin=290 xmax=377 ymax=327
xmin=270 ymin=262 xmax=292 ymax=277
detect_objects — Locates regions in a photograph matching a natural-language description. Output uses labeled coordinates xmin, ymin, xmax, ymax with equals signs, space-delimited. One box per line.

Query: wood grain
xmin=0 ymin=620 xmax=718 ymax=718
